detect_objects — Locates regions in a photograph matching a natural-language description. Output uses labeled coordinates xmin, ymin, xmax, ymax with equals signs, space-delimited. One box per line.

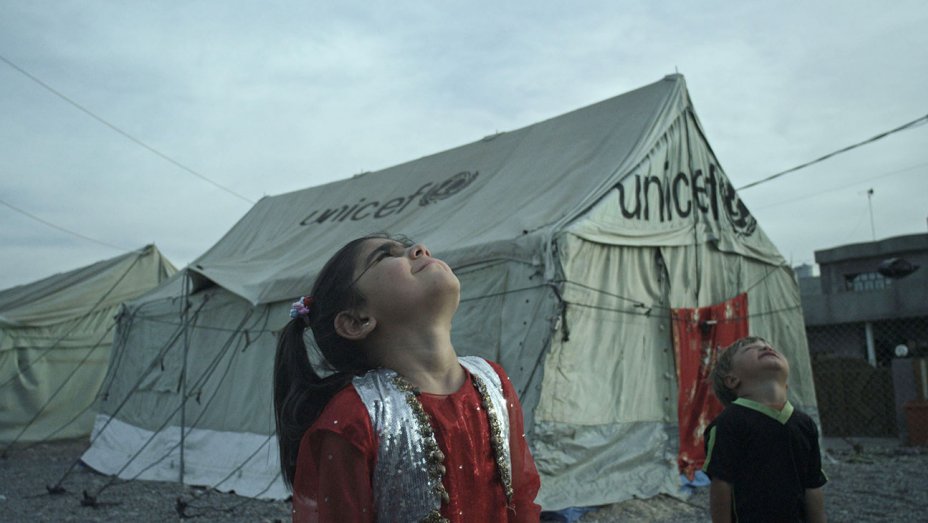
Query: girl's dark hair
xmin=273 ymin=233 xmax=389 ymax=489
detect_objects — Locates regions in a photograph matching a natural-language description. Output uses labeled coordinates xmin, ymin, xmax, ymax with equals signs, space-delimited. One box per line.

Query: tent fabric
xmin=82 ymin=75 xmax=819 ymax=510
xmin=0 ymin=245 xmax=176 ymax=443
xmin=565 ymin=109 xmax=782 ymax=264
xmin=82 ymin=415 xmax=279 ymax=493
xmin=529 ymin=88 xmax=814 ymax=508
xmin=671 ymin=293 xmax=748 ymax=480
xmin=81 ymin=286 xmax=290 ymax=497
xmin=0 ymin=245 xmax=175 ymax=329
xmin=185 ymin=76 xmax=690 ymax=305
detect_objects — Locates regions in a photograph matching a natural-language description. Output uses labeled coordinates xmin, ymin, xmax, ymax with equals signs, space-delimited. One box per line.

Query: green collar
xmin=733 ymin=397 xmax=794 ymax=424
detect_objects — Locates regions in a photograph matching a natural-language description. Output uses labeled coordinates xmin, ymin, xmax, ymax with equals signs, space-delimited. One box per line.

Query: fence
xmin=806 ymin=315 xmax=928 ymax=444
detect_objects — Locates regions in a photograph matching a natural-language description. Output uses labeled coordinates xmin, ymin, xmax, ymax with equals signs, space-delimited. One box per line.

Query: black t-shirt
xmin=703 ymin=398 xmax=827 ymax=522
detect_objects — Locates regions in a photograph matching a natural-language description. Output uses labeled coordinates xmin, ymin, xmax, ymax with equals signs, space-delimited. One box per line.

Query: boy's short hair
xmin=710 ymin=336 xmax=768 ymax=406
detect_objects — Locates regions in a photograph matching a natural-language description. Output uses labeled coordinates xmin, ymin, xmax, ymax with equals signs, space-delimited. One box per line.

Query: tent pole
xmin=180 ymin=271 xmax=190 ymax=483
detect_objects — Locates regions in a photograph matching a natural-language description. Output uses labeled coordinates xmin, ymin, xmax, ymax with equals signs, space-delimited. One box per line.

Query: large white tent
xmin=0 ymin=245 xmax=176 ymax=444
xmin=82 ymin=75 xmax=817 ymax=509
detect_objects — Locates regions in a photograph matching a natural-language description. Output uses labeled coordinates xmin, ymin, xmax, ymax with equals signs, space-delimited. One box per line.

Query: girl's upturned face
xmin=350 ymin=238 xmax=460 ymax=322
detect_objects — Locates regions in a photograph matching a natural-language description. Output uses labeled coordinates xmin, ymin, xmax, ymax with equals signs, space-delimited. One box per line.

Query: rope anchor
xmin=81 ymin=490 xmax=98 ymax=507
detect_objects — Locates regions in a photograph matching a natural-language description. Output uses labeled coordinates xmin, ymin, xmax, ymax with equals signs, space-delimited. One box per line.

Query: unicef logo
xmin=419 ymin=171 xmax=479 ymax=206
xmin=299 ymin=170 xmax=480 ymax=226
xmin=720 ymin=181 xmax=757 ymax=238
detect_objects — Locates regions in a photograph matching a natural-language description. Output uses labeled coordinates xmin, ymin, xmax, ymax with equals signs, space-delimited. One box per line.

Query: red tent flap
xmin=671 ymin=293 xmax=748 ymax=479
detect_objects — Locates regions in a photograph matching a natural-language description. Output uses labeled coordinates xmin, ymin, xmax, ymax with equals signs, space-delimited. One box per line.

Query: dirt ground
xmin=1 ymin=438 xmax=925 ymax=522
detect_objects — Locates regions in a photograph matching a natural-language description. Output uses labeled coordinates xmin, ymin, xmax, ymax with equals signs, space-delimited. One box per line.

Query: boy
xmin=703 ymin=336 xmax=827 ymax=523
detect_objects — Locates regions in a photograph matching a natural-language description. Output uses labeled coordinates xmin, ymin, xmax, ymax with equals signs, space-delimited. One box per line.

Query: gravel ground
xmin=1 ymin=438 xmax=925 ymax=522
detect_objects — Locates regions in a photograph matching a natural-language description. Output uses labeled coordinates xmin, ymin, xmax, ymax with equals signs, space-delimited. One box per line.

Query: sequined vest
xmin=352 ymin=356 xmax=511 ymax=522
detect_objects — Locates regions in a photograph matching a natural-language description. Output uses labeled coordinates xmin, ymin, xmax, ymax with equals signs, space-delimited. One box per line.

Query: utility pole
xmin=867 ymin=188 xmax=876 ymax=241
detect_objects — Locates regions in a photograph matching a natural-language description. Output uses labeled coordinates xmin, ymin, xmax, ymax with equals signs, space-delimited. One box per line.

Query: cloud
xmin=1 ymin=0 xmax=926 ymax=288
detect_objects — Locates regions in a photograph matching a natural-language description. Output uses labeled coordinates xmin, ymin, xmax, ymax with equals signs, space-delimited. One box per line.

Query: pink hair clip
xmin=289 ymin=296 xmax=313 ymax=320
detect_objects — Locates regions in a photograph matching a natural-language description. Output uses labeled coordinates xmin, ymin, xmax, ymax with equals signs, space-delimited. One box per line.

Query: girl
xmin=274 ymin=233 xmax=541 ymax=522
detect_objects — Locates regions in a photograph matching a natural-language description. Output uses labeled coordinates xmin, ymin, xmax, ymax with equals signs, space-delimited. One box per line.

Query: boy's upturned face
xmin=729 ymin=339 xmax=790 ymax=384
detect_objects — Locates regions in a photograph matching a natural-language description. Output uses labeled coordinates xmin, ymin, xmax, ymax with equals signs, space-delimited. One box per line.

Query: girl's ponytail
xmin=274 ymin=320 xmax=328 ymax=489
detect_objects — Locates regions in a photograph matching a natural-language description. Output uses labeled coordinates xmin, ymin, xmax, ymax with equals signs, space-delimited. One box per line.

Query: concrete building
xmin=800 ymin=232 xmax=928 ymax=364
xmin=797 ymin=232 xmax=928 ymax=441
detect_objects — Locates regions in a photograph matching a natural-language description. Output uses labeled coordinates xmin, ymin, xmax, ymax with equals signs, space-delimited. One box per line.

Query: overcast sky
xmin=1 ymin=1 xmax=926 ymax=291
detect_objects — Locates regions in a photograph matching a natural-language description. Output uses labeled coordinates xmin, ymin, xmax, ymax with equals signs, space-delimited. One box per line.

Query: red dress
xmin=292 ymin=360 xmax=541 ymax=522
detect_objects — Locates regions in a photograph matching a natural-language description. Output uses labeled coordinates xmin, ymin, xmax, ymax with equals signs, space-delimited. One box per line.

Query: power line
xmin=751 ymin=160 xmax=928 ymax=211
xmin=738 ymin=113 xmax=928 ymax=191
xmin=0 ymin=196 xmax=131 ymax=252
xmin=0 ymin=53 xmax=254 ymax=204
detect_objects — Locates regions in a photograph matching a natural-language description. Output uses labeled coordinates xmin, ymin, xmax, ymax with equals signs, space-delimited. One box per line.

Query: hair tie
xmin=289 ymin=296 xmax=313 ymax=320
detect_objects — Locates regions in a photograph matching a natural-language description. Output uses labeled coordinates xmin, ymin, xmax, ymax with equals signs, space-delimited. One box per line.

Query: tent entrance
xmin=671 ymin=293 xmax=748 ymax=479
